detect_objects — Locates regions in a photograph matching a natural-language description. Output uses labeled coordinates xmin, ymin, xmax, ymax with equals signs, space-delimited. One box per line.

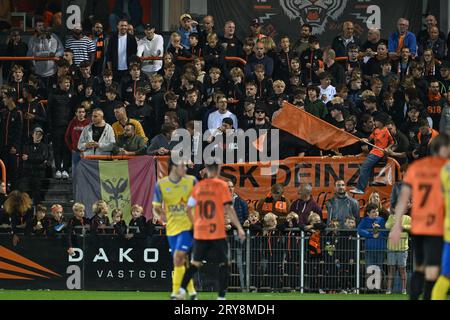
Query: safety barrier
xmin=228 ymin=228 xmax=412 ymax=294
xmin=0 ymin=55 xmax=247 ymax=66
xmin=0 ymin=227 xmax=411 ymax=294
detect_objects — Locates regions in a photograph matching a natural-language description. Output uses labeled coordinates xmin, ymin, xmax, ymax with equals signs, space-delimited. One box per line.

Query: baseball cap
xmin=254 ymin=104 xmax=267 ymax=113
xmin=180 ymin=13 xmax=192 ymax=21
xmin=250 ymin=18 xmax=261 ymax=27
xmin=144 ymin=23 xmax=156 ymax=30
xmin=32 ymin=126 xmax=44 ymax=134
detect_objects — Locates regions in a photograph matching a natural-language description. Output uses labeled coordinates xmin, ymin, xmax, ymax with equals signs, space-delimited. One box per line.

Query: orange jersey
xmin=403 ymin=156 xmax=446 ymax=236
xmin=189 ymin=178 xmax=232 ymax=240
xmin=369 ymin=127 xmax=394 ymax=158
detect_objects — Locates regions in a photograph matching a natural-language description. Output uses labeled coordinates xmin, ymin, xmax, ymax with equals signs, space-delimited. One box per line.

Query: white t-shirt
xmin=137 ymin=34 xmax=164 ymax=73
xmin=319 ymin=85 xmax=336 ymax=104
xmin=118 ymin=34 xmax=128 ymax=71
xmin=207 ymin=110 xmax=238 ymax=134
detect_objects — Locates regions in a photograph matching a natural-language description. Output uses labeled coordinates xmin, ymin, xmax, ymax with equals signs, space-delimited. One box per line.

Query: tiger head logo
xmin=280 ymin=0 xmax=349 ymax=35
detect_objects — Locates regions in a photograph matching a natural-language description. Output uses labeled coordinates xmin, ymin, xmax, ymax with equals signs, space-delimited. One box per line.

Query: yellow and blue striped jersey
xmin=152 ymin=175 xmax=196 ymax=236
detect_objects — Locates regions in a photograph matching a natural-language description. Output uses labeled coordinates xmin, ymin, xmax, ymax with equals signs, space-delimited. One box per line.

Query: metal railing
xmin=226 ymin=228 xmax=412 ymax=294
xmin=0 ymin=226 xmax=412 ymax=294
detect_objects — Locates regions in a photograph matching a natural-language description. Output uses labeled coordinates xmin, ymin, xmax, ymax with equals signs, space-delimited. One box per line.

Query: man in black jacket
xmin=106 ymin=19 xmax=138 ymax=81
xmin=47 ymin=75 xmax=77 ymax=179
xmin=0 ymin=88 xmax=23 ymax=189
xmin=18 ymin=126 xmax=50 ymax=205
xmin=20 ymin=84 xmax=47 ymax=140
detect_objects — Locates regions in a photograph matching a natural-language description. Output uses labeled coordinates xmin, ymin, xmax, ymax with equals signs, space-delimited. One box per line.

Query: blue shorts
xmin=167 ymin=230 xmax=193 ymax=255
xmin=442 ymin=242 xmax=450 ymax=276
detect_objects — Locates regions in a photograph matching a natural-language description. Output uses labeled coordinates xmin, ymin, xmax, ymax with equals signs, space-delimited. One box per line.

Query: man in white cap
xmin=65 ymin=23 xmax=96 ymax=66
xmin=177 ymin=13 xmax=198 ymax=49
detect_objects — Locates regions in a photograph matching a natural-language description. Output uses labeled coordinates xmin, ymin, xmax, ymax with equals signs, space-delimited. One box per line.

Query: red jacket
xmin=65 ymin=117 xmax=91 ymax=152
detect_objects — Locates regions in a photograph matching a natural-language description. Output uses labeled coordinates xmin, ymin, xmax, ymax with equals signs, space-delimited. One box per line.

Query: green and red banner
xmin=75 ymin=156 xmax=156 ymax=222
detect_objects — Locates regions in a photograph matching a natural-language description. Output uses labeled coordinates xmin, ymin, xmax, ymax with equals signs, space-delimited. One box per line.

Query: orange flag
xmin=272 ymin=102 xmax=361 ymax=150
xmin=252 ymin=132 xmax=267 ymax=152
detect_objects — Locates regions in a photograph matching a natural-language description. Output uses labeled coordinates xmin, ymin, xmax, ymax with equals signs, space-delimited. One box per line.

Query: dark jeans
xmin=18 ymin=169 xmax=45 ymax=204
xmin=52 ymin=127 xmax=70 ymax=172
xmin=356 ymin=154 xmax=381 ymax=191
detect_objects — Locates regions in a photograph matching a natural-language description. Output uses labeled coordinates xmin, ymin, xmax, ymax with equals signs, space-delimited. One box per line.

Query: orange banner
xmin=153 ymin=156 xmax=401 ymax=219
xmin=219 ymin=157 xmax=401 ymax=218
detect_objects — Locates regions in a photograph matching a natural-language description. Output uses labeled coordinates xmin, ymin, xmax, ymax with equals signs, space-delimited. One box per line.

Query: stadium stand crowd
xmin=0 ymin=8 xmax=448 ymax=294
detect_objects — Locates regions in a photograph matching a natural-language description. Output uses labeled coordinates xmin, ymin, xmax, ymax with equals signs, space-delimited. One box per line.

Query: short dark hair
xmin=79 ymin=60 xmax=91 ymax=69
xmin=301 ymin=23 xmax=313 ymax=32
xmin=365 ymin=203 xmax=379 ymax=215
xmin=161 ymin=123 xmax=176 ymax=135
xmin=419 ymin=118 xmax=430 ymax=128
xmin=307 ymin=85 xmax=320 ymax=96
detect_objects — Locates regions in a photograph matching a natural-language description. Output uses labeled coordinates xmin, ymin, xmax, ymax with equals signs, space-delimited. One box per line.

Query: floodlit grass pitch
xmin=0 ymin=290 xmax=416 ymax=300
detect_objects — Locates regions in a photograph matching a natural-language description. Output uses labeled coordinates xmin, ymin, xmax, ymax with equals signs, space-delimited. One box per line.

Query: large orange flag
xmin=272 ymin=102 xmax=361 ymax=150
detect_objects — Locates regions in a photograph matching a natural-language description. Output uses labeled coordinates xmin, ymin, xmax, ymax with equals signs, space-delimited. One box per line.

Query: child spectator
xmin=357 ymin=203 xmax=387 ymax=289
xmin=385 ymin=201 xmax=411 ymax=295
xmin=300 ymin=36 xmax=323 ymax=85
xmin=243 ymin=211 xmax=264 ymax=235
xmin=99 ymin=84 xmax=122 ymax=125
xmin=203 ymin=33 xmax=225 ymax=73
xmin=91 ymin=200 xmax=111 ymax=236
xmin=252 ymin=64 xmax=273 ymax=102
xmin=9 ymin=64 xmax=25 ymax=103
xmin=67 ymin=203 xmax=89 ymax=256
xmin=21 ymin=84 xmax=47 ymax=141
xmin=202 ymin=67 xmax=226 ymax=104
xmin=31 ymin=205 xmax=49 ymax=237
xmin=261 ymin=212 xmax=284 ymax=291
xmin=318 ymin=72 xmax=336 ymax=104
xmin=111 ymin=208 xmax=127 ymax=237
xmin=193 ymin=58 xmax=206 ymax=83
xmin=47 ymin=204 xmax=67 ymax=236
xmin=127 ymin=204 xmax=147 ymax=239
xmin=304 ymin=212 xmax=327 ymax=293
xmin=337 ymin=216 xmax=357 ymax=293
xmin=267 ymin=80 xmax=289 ymax=116
xmin=226 ymin=67 xmax=245 ymax=114
xmin=188 ymin=33 xmax=202 ymax=58
xmin=280 ymin=212 xmax=301 ymax=289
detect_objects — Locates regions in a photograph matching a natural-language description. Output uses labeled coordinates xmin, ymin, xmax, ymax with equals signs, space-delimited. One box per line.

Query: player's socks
xmin=432 ymin=276 xmax=450 ymax=300
xmin=423 ymin=280 xmax=436 ymax=300
xmin=409 ymin=271 xmax=424 ymax=300
xmin=181 ymin=265 xmax=199 ymax=290
xmin=172 ymin=266 xmax=185 ymax=294
xmin=187 ymin=279 xmax=196 ymax=295
xmin=218 ymin=264 xmax=230 ymax=299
